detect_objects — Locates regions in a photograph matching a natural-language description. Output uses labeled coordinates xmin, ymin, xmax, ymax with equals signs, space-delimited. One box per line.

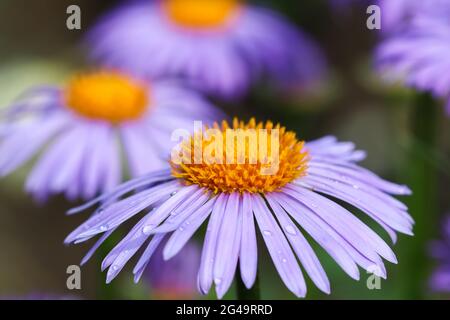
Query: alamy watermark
xmin=66 ymin=265 xmax=81 ymax=290
xmin=66 ymin=5 xmax=81 ymax=30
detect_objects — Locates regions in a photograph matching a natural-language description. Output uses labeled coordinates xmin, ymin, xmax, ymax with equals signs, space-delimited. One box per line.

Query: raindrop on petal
xmin=285 ymin=225 xmax=297 ymax=235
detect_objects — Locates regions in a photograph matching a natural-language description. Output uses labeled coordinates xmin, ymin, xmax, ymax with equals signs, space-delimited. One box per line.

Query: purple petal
xmin=239 ymin=193 xmax=258 ymax=289
xmin=198 ymin=194 xmax=228 ymax=295
xmin=252 ymin=195 xmax=306 ymax=297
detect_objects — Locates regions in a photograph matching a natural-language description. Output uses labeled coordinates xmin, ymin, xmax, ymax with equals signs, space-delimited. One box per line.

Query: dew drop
xmin=282 ymin=258 xmax=287 ymax=263
xmin=112 ymin=265 xmax=119 ymax=271
xmin=179 ymin=226 xmax=184 ymax=232
xmin=170 ymin=191 xmax=177 ymax=197
xmin=142 ymin=225 xmax=153 ymax=235
xmin=215 ymin=278 xmax=222 ymax=285
xmin=285 ymin=225 xmax=296 ymax=235
xmin=99 ymin=225 xmax=108 ymax=231
xmin=263 ymin=230 xmax=272 ymax=236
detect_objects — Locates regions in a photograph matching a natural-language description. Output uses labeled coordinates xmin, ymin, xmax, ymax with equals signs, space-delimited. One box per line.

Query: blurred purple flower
xmin=66 ymin=119 xmax=413 ymax=299
xmin=0 ymin=70 xmax=220 ymax=202
xmin=376 ymin=0 xmax=450 ymax=114
xmin=87 ymin=0 xmax=326 ymax=100
xmin=429 ymin=216 xmax=450 ymax=293
xmin=144 ymin=240 xmax=200 ymax=299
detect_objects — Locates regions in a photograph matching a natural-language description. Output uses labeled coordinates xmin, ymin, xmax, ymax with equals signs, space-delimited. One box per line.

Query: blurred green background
xmin=0 ymin=0 xmax=449 ymax=300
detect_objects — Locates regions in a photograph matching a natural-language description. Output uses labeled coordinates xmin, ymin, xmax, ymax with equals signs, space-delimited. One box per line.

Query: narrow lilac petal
xmin=163 ymin=197 xmax=216 ymax=260
xmin=198 ymin=194 xmax=228 ymax=295
xmin=100 ymin=216 xmax=149 ymax=271
xmin=308 ymin=160 xmax=412 ymax=195
xmin=252 ymin=195 xmax=306 ymax=298
xmin=81 ymin=124 xmax=113 ymax=199
xmin=269 ymin=194 xmax=360 ymax=279
xmin=49 ymin=128 xmax=89 ymax=193
xmin=266 ymin=195 xmax=330 ymax=294
xmin=140 ymin=184 xmax=199 ymax=233
xmin=65 ymin=181 xmax=180 ymax=243
xmin=101 ymin=131 xmax=122 ymax=194
xmin=284 ymin=185 xmax=398 ymax=264
xmin=148 ymin=189 xmax=211 ymax=234
xmin=307 ymin=166 xmax=408 ymax=211
xmin=274 ymin=193 xmax=387 ymax=278
xmin=80 ymin=228 xmax=116 ymax=266
xmin=66 ymin=170 xmax=172 ymax=215
xmin=300 ymin=176 xmax=413 ymax=234
xmin=0 ymin=114 xmax=67 ymax=176
xmin=239 ymin=193 xmax=258 ymax=289
xmin=132 ymin=234 xmax=166 ymax=283
xmin=121 ymin=123 xmax=166 ymax=177
xmin=25 ymin=124 xmax=85 ymax=198
xmin=213 ymin=193 xmax=241 ymax=298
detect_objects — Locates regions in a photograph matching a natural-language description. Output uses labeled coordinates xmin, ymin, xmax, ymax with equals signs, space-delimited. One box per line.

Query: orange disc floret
xmin=163 ymin=0 xmax=242 ymax=29
xmin=171 ymin=118 xmax=309 ymax=194
xmin=65 ymin=71 xmax=148 ymax=123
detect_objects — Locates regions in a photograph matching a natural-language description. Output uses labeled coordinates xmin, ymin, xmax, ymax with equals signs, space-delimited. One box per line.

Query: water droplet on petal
xmin=215 ymin=278 xmax=222 ymax=285
xmin=142 ymin=225 xmax=154 ymax=235
xmin=170 ymin=191 xmax=177 ymax=197
xmin=285 ymin=225 xmax=296 ymax=235
xmin=100 ymin=225 xmax=108 ymax=231
xmin=282 ymin=258 xmax=287 ymax=263
xmin=112 ymin=265 xmax=119 ymax=271
xmin=263 ymin=230 xmax=272 ymax=236
xmin=179 ymin=226 xmax=184 ymax=232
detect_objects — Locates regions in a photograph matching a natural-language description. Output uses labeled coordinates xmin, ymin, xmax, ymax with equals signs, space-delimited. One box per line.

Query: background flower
xmin=87 ymin=0 xmax=326 ymax=100
xmin=144 ymin=240 xmax=200 ymax=299
xmin=429 ymin=215 xmax=450 ymax=293
xmin=0 ymin=71 xmax=221 ymax=202
xmin=376 ymin=0 xmax=450 ymax=114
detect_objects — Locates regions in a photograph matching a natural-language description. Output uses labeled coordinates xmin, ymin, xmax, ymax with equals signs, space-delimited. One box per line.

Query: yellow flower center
xmin=163 ymin=0 xmax=242 ymax=29
xmin=65 ymin=71 xmax=149 ymax=123
xmin=171 ymin=118 xmax=309 ymax=194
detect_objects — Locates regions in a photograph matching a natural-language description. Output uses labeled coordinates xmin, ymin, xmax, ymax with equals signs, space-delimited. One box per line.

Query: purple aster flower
xmin=376 ymin=0 xmax=450 ymax=114
xmin=87 ymin=0 xmax=326 ymax=100
xmin=144 ymin=240 xmax=200 ymax=299
xmin=0 ymin=70 xmax=220 ymax=202
xmin=429 ymin=215 xmax=450 ymax=293
xmin=66 ymin=119 xmax=413 ymax=298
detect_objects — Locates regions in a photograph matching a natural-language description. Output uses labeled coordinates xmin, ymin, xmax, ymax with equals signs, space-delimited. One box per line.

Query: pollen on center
xmin=65 ymin=71 xmax=149 ymax=123
xmin=163 ymin=0 xmax=242 ymax=29
xmin=171 ymin=118 xmax=309 ymax=194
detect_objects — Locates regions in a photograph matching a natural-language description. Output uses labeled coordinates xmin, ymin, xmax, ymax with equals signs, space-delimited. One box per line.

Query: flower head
xmin=87 ymin=0 xmax=326 ymax=99
xmin=0 ymin=70 xmax=220 ymax=202
xmin=429 ymin=215 xmax=450 ymax=293
xmin=66 ymin=119 xmax=413 ymax=298
xmin=376 ymin=0 xmax=450 ymax=114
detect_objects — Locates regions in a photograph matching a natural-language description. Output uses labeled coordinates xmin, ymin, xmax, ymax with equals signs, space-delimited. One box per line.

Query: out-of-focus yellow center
xmin=171 ymin=118 xmax=309 ymax=194
xmin=65 ymin=71 xmax=148 ymax=123
xmin=163 ymin=0 xmax=242 ymax=29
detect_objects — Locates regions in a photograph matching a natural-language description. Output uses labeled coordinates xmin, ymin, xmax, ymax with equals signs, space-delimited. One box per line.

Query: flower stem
xmin=236 ymin=268 xmax=260 ymax=300
xmin=402 ymin=92 xmax=439 ymax=299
